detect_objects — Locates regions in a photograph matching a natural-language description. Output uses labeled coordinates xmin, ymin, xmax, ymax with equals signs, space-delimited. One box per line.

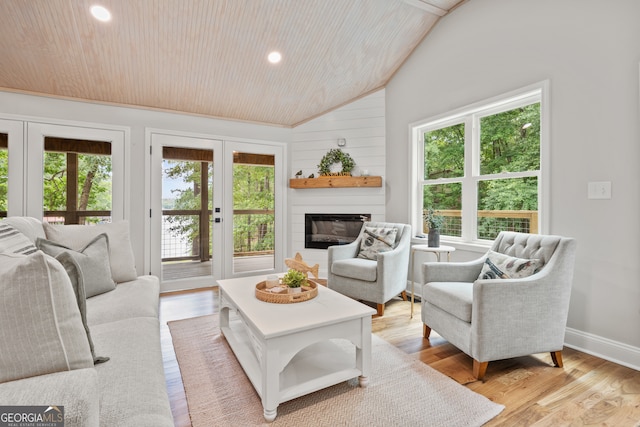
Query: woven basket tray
xmin=255 ymin=280 xmax=318 ymax=304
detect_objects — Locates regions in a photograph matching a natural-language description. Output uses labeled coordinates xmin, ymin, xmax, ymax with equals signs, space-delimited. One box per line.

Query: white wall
xmin=386 ymin=0 xmax=640 ymax=369
xmin=0 ymin=91 xmax=291 ymax=273
xmin=289 ymin=90 xmax=386 ymax=276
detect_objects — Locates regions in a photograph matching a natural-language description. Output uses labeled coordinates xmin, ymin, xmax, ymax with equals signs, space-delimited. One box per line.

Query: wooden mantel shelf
xmin=289 ymin=175 xmax=382 ymax=189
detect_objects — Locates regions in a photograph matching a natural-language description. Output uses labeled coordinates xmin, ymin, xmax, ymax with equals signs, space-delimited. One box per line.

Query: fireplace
xmin=305 ymin=213 xmax=371 ymax=249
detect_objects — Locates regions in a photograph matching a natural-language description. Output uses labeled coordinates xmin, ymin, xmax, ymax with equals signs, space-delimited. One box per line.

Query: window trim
xmin=26 ymin=121 xmax=128 ymax=222
xmin=409 ymin=81 xmax=550 ymax=245
xmin=0 ymin=119 xmax=25 ymax=216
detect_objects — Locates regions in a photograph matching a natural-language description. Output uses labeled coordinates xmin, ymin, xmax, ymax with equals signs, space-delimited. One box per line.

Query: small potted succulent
xmin=281 ymin=269 xmax=307 ymax=293
xmin=424 ymin=208 xmax=445 ymax=248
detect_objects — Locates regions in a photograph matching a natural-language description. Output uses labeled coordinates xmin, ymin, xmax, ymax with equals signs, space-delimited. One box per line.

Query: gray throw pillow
xmin=55 ymin=252 xmax=109 ymax=365
xmin=37 ymin=233 xmax=116 ymax=298
xmin=43 ymin=220 xmax=138 ymax=283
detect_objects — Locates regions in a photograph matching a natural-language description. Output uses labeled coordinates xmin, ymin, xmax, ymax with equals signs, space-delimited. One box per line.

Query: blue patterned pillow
xmin=478 ymin=250 xmax=542 ymax=280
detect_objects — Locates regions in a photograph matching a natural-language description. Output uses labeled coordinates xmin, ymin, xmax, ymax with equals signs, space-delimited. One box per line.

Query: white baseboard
xmin=564 ymin=327 xmax=640 ymax=372
xmin=160 ymin=278 xmax=216 ymax=293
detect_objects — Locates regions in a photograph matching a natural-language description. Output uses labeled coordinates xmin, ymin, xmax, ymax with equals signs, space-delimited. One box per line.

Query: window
xmin=411 ymin=83 xmax=547 ymax=244
xmin=161 ymin=146 xmax=214 ymax=280
xmin=0 ymin=134 xmax=7 ymax=217
xmin=43 ymin=137 xmax=112 ymax=224
xmin=232 ymin=152 xmax=275 ymax=273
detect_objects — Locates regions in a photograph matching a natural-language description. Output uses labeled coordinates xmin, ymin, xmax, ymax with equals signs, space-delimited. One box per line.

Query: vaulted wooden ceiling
xmin=0 ymin=0 xmax=466 ymax=127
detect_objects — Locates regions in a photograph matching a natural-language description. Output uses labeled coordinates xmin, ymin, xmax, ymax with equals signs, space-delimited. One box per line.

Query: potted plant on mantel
xmin=424 ymin=208 xmax=445 ymax=248
xmin=282 ymin=269 xmax=307 ymax=293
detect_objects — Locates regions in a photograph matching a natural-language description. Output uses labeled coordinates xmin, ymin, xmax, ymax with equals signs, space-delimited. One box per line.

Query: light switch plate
xmin=587 ymin=181 xmax=611 ymax=199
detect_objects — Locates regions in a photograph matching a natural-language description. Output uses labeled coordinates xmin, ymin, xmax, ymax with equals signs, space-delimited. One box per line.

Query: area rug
xmin=168 ymin=314 xmax=504 ymax=426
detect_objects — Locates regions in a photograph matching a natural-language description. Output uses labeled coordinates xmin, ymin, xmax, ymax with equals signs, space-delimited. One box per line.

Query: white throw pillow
xmin=357 ymin=226 xmax=398 ymax=260
xmin=0 ymin=252 xmax=94 ymax=383
xmin=477 ymin=250 xmax=543 ymax=280
xmin=2 ymin=216 xmax=46 ymax=243
xmin=43 ymin=220 xmax=137 ymax=283
xmin=0 ymin=222 xmax=38 ymax=255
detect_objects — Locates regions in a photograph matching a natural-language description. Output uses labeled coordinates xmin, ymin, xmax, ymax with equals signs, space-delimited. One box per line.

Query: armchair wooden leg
xmin=400 ymin=291 xmax=408 ymax=301
xmin=473 ymin=359 xmax=489 ymax=381
xmin=376 ymin=303 xmax=384 ymax=316
xmin=423 ymin=324 xmax=431 ymax=338
xmin=550 ymin=351 xmax=564 ymax=367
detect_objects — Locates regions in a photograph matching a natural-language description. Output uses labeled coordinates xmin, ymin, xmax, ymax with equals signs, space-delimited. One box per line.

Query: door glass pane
xmin=43 ymin=138 xmax=112 ymax=224
xmin=479 ymin=103 xmax=540 ymax=175
xmin=477 ymin=177 xmax=538 ymax=239
xmin=161 ymin=147 xmax=213 ymax=281
xmin=424 ymin=123 xmax=465 ymax=179
xmin=0 ymin=133 xmax=7 ymax=217
xmin=423 ymin=183 xmax=462 ymax=237
xmin=232 ymin=152 xmax=275 ymax=274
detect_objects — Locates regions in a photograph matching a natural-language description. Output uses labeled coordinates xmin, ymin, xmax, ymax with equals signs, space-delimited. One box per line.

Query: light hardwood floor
xmin=160 ymin=288 xmax=640 ymax=427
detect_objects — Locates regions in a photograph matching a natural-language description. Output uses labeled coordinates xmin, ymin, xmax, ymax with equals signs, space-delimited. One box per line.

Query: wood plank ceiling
xmin=0 ymin=0 xmax=466 ymax=127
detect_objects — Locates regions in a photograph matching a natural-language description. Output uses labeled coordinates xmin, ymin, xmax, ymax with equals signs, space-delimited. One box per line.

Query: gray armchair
xmin=421 ymin=231 xmax=577 ymax=380
xmin=328 ymin=222 xmax=411 ymax=316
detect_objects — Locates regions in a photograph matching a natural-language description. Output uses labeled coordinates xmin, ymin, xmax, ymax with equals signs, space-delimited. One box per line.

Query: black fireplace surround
xmin=305 ymin=213 xmax=371 ymax=249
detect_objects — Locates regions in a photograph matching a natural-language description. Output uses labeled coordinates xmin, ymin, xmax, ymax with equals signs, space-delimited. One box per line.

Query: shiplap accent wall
xmin=288 ymin=89 xmax=386 ymax=276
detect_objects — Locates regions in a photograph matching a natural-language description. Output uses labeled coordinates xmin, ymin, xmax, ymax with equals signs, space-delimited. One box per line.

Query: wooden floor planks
xmin=159 ymin=288 xmax=640 ymax=427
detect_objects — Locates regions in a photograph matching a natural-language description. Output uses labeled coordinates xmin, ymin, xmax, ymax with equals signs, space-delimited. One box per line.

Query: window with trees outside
xmin=43 ymin=137 xmax=112 ymax=225
xmin=412 ymin=84 xmax=547 ymax=243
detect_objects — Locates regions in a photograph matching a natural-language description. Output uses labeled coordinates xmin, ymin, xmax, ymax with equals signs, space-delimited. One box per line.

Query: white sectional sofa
xmin=0 ymin=217 xmax=173 ymax=427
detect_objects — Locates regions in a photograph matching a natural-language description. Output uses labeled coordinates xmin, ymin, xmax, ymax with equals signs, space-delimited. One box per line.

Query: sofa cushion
xmin=478 ymin=250 xmax=542 ymax=280
xmin=86 ymin=276 xmax=160 ymax=326
xmin=0 ymin=222 xmax=38 ymax=255
xmin=43 ymin=220 xmax=137 ymax=283
xmin=422 ymin=281 xmax=473 ymax=323
xmin=357 ymin=226 xmax=397 ymax=260
xmin=91 ymin=317 xmax=174 ymax=427
xmin=0 ymin=368 xmax=99 ymax=427
xmin=37 ymin=234 xmax=116 ymax=298
xmin=0 ymin=252 xmax=94 ymax=383
xmin=2 ymin=217 xmax=46 ymax=243
xmin=331 ymin=258 xmax=377 ymax=282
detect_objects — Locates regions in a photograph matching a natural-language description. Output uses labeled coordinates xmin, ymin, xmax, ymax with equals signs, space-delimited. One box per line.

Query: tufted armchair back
xmin=491 ymin=231 xmax=561 ymax=268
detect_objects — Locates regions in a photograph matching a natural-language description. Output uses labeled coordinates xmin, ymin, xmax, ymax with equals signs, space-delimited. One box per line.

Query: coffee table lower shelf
xmin=221 ymin=316 xmax=363 ymax=405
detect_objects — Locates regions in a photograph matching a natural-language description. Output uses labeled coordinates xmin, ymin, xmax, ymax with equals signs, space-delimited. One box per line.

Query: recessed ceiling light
xmin=91 ymin=5 xmax=111 ymax=22
xmin=267 ymin=51 xmax=282 ymax=64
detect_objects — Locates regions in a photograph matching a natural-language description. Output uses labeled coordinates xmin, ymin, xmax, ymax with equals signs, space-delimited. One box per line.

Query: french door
xmin=149 ymin=133 xmax=223 ymax=291
xmin=224 ymin=141 xmax=284 ymax=279
xmin=149 ymin=133 xmax=285 ymax=292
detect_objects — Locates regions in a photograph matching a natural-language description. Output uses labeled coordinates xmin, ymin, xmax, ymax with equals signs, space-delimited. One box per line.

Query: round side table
xmin=410 ymin=244 xmax=456 ymax=318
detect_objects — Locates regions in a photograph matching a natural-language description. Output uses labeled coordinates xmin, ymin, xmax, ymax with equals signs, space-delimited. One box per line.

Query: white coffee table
xmin=217 ymin=275 xmax=376 ymax=422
